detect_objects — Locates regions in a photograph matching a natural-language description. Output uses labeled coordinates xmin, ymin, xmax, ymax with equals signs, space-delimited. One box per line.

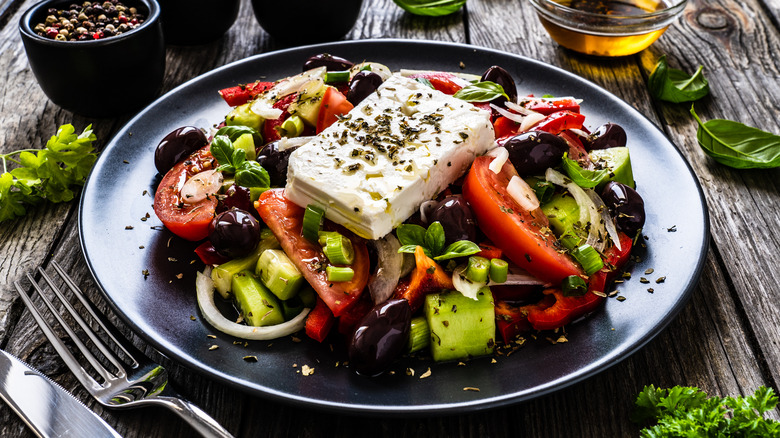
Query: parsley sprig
xmin=1 ymin=124 xmax=97 ymax=223
xmin=632 ymin=385 xmax=780 ymax=437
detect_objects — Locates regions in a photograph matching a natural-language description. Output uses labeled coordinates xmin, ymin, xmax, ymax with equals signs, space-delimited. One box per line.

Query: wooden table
xmin=2 ymin=0 xmax=780 ymax=436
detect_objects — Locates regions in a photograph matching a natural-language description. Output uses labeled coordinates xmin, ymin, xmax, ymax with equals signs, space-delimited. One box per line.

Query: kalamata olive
xmin=504 ymin=131 xmax=569 ymax=175
xmin=208 ymin=209 xmax=261 ymax=258
xmin=349 ymin=299 xmax=411 ymax=377
xmin=346 ymin=71 xmax=384 ymax=105
xmin=217 ymin=184 xmax=263 ymax=221
xmin=601 ymin=181 xmax=645 ymax=236
xmin=480 ymin=65 xmax=518 ymax=108
xmin=428 ymin=195 xmax=477 ymax=245
xmin=587 ymin=123 xmax=627 ymax=150
xmin=154 ymin=126 xmax=208 ymax=175
xmin=256 ymin=141 xmax=299 ymax=187
xmin=302 ymin=53 xmax=354 ymax=72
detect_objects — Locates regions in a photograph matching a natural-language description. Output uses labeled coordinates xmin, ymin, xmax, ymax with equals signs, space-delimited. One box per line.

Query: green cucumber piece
xmin=541 ymin=192 xmax=581 ymax=236
xmin=231 ymin=271 xmax=284 ymax=327
xmin=424 ymin=288 xmax=495 ymax=362
xmin=255 ymin=249 xmax=304 ymax=300
xmin=226 ymin=102 xmax=263 ymax=132
xmin=287 ymin=80 xmax=328 ymax=126
xmin=282 ymin=296 xmax=305 ymax=321
xmin=589 ymin=147 xmax=635 ymax=189
xmin=233 ymin=132 xmax=256 ymax=161
xmin=211 ymin=229 xmax=279 ymax=299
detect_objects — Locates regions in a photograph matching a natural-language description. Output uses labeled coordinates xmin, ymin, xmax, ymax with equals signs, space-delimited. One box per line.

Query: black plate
xmin=79 ymin=40 xmax=709 ymax=415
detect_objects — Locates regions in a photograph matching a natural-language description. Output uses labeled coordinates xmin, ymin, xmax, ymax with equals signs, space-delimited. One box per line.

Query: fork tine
xmin=13 ymin=278 xmax=102 ymax=391
xmin=38 ymin=267 xmax=128 ymax=379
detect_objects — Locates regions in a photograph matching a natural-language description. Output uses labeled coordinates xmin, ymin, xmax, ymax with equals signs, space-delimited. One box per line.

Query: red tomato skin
xmin=262 ymin=94 xmax=298 ymax=144
xmin=405 ymin=72 xmax=466 ymax=95
xmin=305 ymin=298 xmax=335 ymax=343
xmin=493 ymin=116 xmax=520 ymax=139
xmin=462 ymin=156 xmax=584 ymax=284
xmin=525 ymin=98 xmax=581 ymax=115
xmin=153 ymin=146 xmax=218 ymax=241
xmin=558 ymin=130 xmax=591 ymax=165
xmin=535 ymin=111 xmax=586 ymax=135
xmin=254 ymin=189 xmax=369 ymax=317
xmin=218 ymin=81 xmax=274 ymax=107
xmin=316 ymin=87 xmax=353 ymax=133
xmin=194 ymin=241 xmax=231 ymax=265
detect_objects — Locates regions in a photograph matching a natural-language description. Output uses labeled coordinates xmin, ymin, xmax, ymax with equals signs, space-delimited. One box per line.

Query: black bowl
xmin=250 ymin=0 xmax=363 ymax=44
xmin=158 ymin=0 xmax=240 ymax=45
xmin=19 ymin=0 xmax=165 ymax=118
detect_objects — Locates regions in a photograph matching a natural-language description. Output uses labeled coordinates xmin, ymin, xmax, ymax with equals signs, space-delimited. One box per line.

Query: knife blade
xmin=0 ymin=349 xmax=122 ymax=438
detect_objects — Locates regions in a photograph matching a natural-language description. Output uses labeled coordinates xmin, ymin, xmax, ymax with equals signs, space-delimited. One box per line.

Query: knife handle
xmin=155 ymin=396 xmax=234 ymax=438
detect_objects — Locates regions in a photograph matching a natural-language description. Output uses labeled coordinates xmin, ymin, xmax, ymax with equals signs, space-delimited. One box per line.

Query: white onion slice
xmin=586 ymin=189 xmax=622 ymax=251
xmin=181 ymin=169 xmax=222 ymax=204
xmin=399 ymin=253 xmax=415 ymax=278
xmin=250 ymin=67 xmax=327 ymax=118
xmin=353 ymin=62 xmax=392 ymax=81
xmin=490 ymin=103 xmax=525 ymax=124
xmin=451 ymin=265 xmax=486 ymax=300
xmin=488 ymin=147 xmax=509 ymax=174
xmin=567 ymin=128 xmax=590 ymax=138
xmin=520 ymin=112 xmax=546 ymax=132
xmin=278 ymin=136 xmax=314 ymax=151
xmin=368 ymin=234 xmax=403 ymax=304
xmin=504 ymin=100 xmax=536 ymax=116
xmin=419 ymin=200 xmax=438 ymax=224
xmin=488 ymin=262 xmax=547 ymax=287
xmin=196 ymin=269 xmax=310 ymax=340
xmin=545 ymin=168 xmax=607 ymax=252
xmin=507 ymin=175 xmax=540 ymax=212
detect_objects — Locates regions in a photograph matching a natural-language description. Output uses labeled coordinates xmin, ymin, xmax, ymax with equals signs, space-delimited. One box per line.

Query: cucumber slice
xmin=231 ymin=271 xmax=285 ymax=327
xmin=211 ymin=229 xmax=279 ymax=299
xmin=424 ymin=288 xmax=495 ymax=362
xmin=541 ymin=192 xmax=581 ymax=236
xmin=226 ymin=102 xmax=263 ymax=132
xmin=589 ymin=146 xmax=635 ymax=189
xmin=233 ymin=132 xmax=256 ymax=161
xmin=256 ymin=249 xmax=305 ymax=300
xmin=287 ymin=79 xmax=328 ymax=126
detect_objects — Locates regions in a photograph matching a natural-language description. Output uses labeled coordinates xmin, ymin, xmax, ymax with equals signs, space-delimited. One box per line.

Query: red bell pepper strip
xmin=218 ymin=81 xmax=274 ymax=107
xmin=495 ymin=295 xmax=555 ymax=344
xmin=535 ymin=110 xmax=586 ymax=135
xmin=337 ymin=294 xmax=374 ymax=336
xmin=527 ymin=233 xmax=633 ymax=331
xmin=493 ymin=116 xmax=520 ymax=139
xmin=261 ymin=94 xmax=298 ymax=144
xmin=305 ymin=298 xmax=336 ymax=343
xmin=405 ymin=71 xmax=466 ymax=95
xmin=524 ymin=98 xmax=580 ymax=115
xmin=392 ymin=246 xmax=453 ymax=313
xmin=194 ymin=241 xmax=231 ymax=266
xmin=475 ymin=241 xmax=503 ymax=260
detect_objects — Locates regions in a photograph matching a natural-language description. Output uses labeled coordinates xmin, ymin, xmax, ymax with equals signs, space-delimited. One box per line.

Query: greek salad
xmin=152 ymin=53 xmax=646 ymax=376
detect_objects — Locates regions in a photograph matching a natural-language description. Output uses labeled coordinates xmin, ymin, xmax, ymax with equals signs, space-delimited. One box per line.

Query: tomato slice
xmin=558 ymin=130 xmax=591 ymax=165
xmin=254 ymin=189 xmax=369 ymax=317
xmin=405 ymin=71 xmax=467 ymax=95
xmin=535 ymin=110 xmax=586 ymax=135
xmin=316 ymin=87 xmax=353 ymax=133
xmin=463 ymin=156 xmax=583 ymax=284
xmin=218 ymin=81 xmax=274 ymax=107
xmin=493 ymin=116 xmax=520 ymax=139
xmin=153 ymin=146 xmax=218 ymax=241
xmin=524 ymin=98 xmax=581 ymax=115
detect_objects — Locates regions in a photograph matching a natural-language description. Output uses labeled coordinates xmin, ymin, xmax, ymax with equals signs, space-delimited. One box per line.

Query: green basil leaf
xmin=434 ymin=240 xmax=481 ymax=261
xmin=210 ymin=135 xmax=234 ymax=167
xmin=453 ymin=81 xmax=509 ymax=103
xmin=231 ymin=147 xmax=247 ymax=169
xmin=396 ymin=224 xmax=427 ymax=247
xmin=649 ymin=55 xmax=709 ymax=103
xmin=235 ymin=161 xmax=270 ymax=188
xmin=398 ymin=244 xmax=419 ymax=254
xmin=690 ymin=106 xmax=780 ymax=169
xmin=215 ymin=125 xmax=259 ymax=142
xmin=424 ymin=221 xmax=446 ymax=256
xmin=392 ymin=0 xmax=466 ymax=16
xmin=561 ymin=153 xmax=609 ymax=188
xmin=414 ymin=77 xmax=434 ymax=89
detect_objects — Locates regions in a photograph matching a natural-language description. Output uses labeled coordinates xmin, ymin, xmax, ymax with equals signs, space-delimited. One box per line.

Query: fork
xmin=14 ymin=262 xmax=234 ymax=438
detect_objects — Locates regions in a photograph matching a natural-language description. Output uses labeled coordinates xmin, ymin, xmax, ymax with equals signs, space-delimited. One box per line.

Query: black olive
xmin=208 ymin=209 xmax=261 ymax=258
xmin=601 ymin=181 xmax=645 ymax=236
xmin=217 ymin=184 xmax=263 ymax=221
xmin=428 ymin=195 xmax=477 ymax=245
xmin=503 ymin=131 xmax=569 ymax=175
xmin=587 ymin=123 xmax=627 ymax=150
xmin=302 ymin=53 xmax=354 ymax=72
xmin=346 ymin=71 xmax=384 ymax=105
xmin=255 ymin=141 xmax=298 ymax=187
xmin=349 ymin=299 xmax=411 ymax=377
xmin=154 ymin=126 xmax=208 ymax=175
xmin=480 ymin=65 xmax=518 ymax=108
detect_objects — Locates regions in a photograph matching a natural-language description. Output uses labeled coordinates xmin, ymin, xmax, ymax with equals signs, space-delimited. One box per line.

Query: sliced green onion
xmin=562 ymin=275 xmax=588 ymax=297
xmin=571 ymin=244 xmax=604 ymax=275
xmin=302 ymin=204 xmax=326 ymax=243
xmin=558 ymin=230 xmax=584 ymax=251
xmin=318 ymin=231 xmax=354 ymax=265
xmin=406 ymin=316 xmax=430 ymax=353
xmin=489 ymin=258 xmax=508 ymax=283
xmin=464 ymin=256 xmax=489 ymax=283
xmin=326 ymin=266 xmax=354 ymax=282
xmin=281 ymin=115 xmax=304 ymax=137
xmin=325 ymin=71 xmax=350 ymax=83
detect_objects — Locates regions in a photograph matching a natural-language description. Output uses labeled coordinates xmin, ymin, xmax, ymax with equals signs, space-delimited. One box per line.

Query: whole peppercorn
xmin=34 ymin=0 xmax=144 ymax=41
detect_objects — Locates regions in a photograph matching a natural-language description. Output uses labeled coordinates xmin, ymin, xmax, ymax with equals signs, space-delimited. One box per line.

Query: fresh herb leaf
xmin=632 ymin=385 xmax=780 ymax=437
xmin=424 ymin=221 xmax=446 ymax=256
xmin=210 ymin=134 xmax=271 ymax=188
xmin=235 ymin=161 xmax=270 ymax=188
xmin=690 ymin=106 xmax=780 ymax=169
xmin=392 ymin=0 xmax=466 ymax=16
xmin=649 ymin=55 xmax=709 ymax=103
xmin=215 ymin=125 xmax=259 ymax=142
xmin=414 ymin=77 xmax=435 ymax=89
xmin=434 ymin=240 xmax=481 ymax=261
xmin=561 ymin=153 xmax=609 ymax=188
xmin=0 ymin=124 xmax=97 ymax=223
xmin=453 ymin=81 xmax=509 ymax=103
xmin=396 ymin=223 xmax=428 ymax=247
xmin=397 ymin=221 xmax=479 ymax=260
xmin=210 ymin=135 xmax=234 ymax=172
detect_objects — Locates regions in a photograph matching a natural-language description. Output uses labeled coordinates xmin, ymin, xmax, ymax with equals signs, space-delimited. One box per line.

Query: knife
xmin=0 ymin=349 xmax=122 ymax=438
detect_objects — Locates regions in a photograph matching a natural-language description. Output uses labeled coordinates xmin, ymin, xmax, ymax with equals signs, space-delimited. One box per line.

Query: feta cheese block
xmin=284 ymin=74 xmax=495 ymax=240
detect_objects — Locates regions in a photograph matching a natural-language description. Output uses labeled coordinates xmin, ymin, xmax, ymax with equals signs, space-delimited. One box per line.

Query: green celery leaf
xmin=649 ymin=55 xmax=709 ymax=103
xmin=392 ymin=0 xmax=466 ymax=16
xmin=691 ymin=106 xmax=780 ymax=169
xmin=424 ymin=221 xmax=446 ymax=256
xmin=396 ymin=223 xmax=427 ymax=247
xmin=434 ymin=240 xmax=480 ymax=260
xmin=453 ymin=81 xmax=509 ymax=102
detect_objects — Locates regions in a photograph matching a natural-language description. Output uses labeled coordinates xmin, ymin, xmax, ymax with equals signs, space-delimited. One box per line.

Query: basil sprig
xmin=453 ymin=81 xmax=509 ymax=103
xmin=649 ymin=55 xmax=709 ymax=103
xmin=396 ymin=221 xmax=480 ymax=260
xmin=392 ymin=0 xmax=466 ymax=16
xmin=690 ymin=106 xmax=780 ymax=169
xmin=210 ymin=135 xmax=270 ymax=188
xmin=215 ymin=125 xmax=260 ymax=142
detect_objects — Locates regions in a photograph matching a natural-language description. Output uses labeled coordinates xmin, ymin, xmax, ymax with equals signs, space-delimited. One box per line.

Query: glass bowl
xmin=528 ymin=0 xmax=688 ymax=57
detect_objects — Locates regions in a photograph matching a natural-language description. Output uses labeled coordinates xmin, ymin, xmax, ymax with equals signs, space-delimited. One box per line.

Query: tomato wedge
xmin=524 ymin=98 xmax=580 ymax=115
xmin=254 ymin=189 xmax=369 ymax=317
xmin=153 ymin=145 xmax=218 ymax=241
xmin=462 ymin=156 xmax=583 ymax=284
xmin=218 ymin=81 xmax=274 ymax=107
xmin=316 ymin=87 xmax=353 ymax=133
xmin=405 ymin=71 xmax=466 ymax=95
